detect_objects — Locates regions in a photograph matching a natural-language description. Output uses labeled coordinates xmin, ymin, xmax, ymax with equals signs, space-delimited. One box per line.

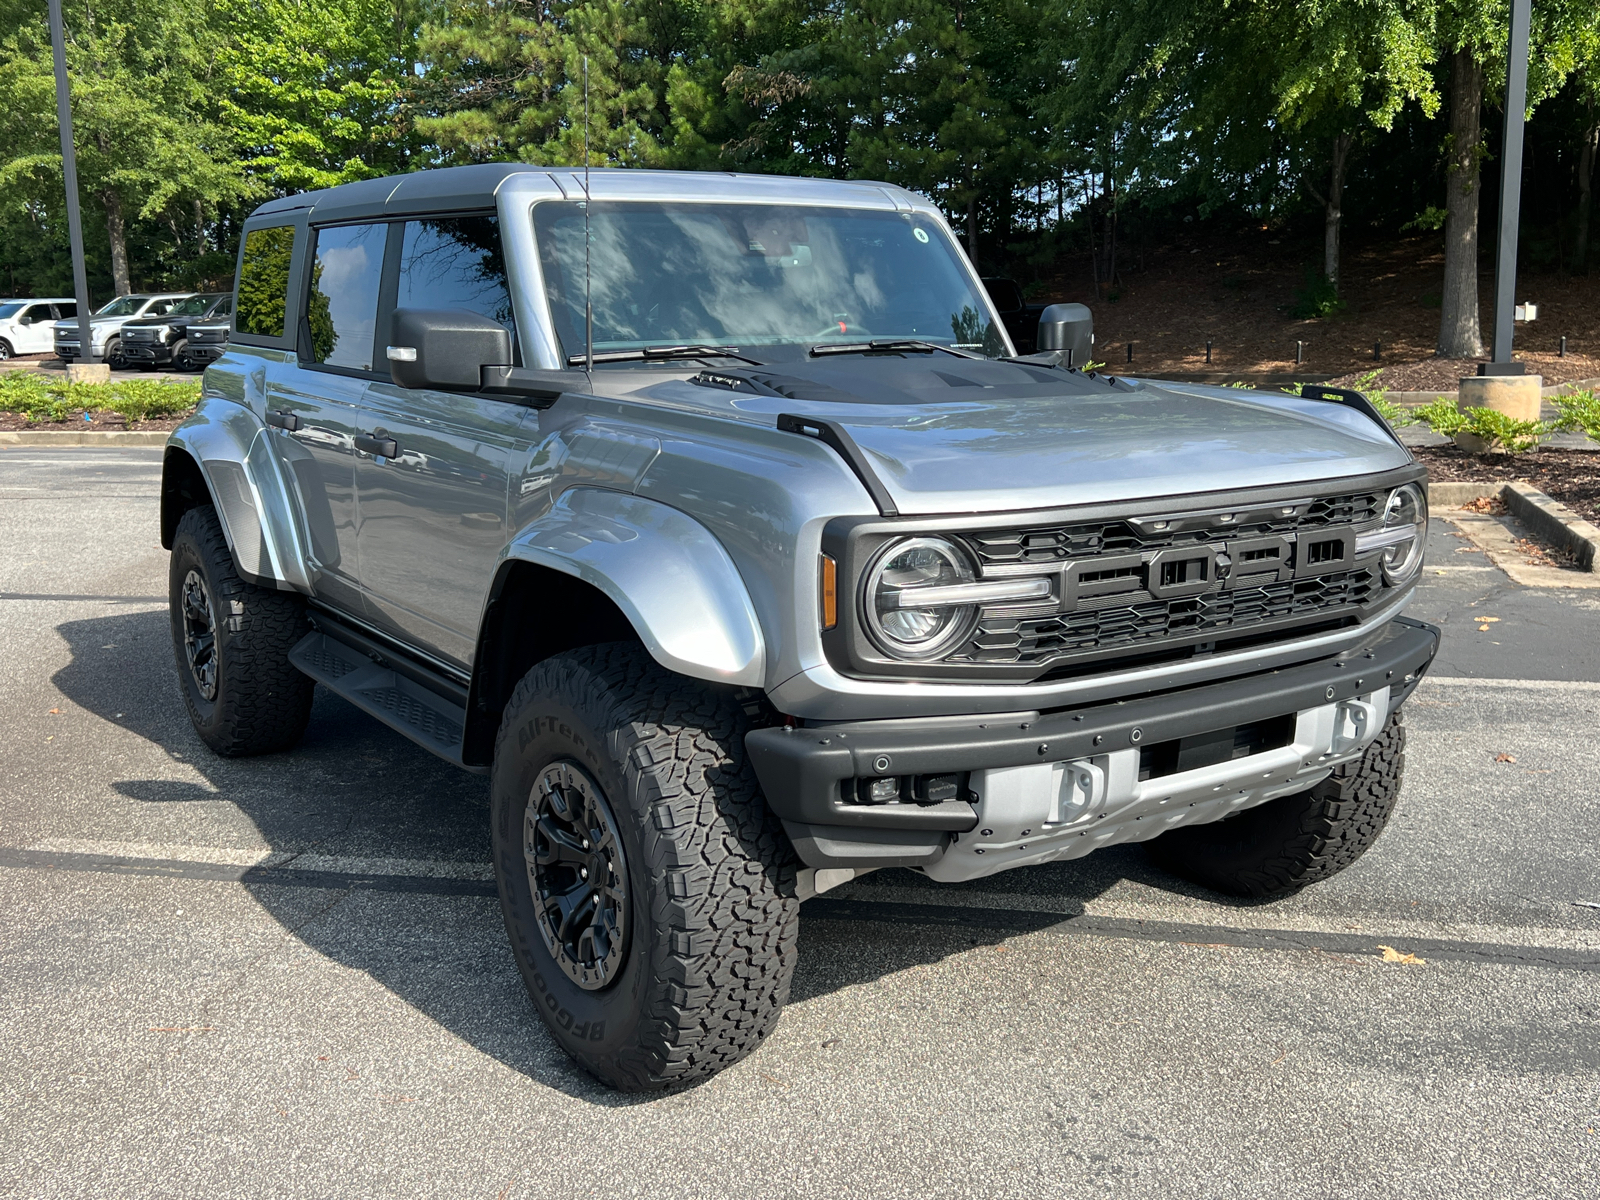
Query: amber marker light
xmin=820 ymin=554 xmax=838 ymax=630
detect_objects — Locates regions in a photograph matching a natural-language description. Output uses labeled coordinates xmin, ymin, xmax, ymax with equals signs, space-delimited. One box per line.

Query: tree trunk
xmin=102 ymin=188 xmax=131 ymax=295
xmin=1324 ymin=132 xmax=1353 ymax=290
xmin=966 ymin=196 xmax=978 ymax=269
xmin=1577 ymin=112 xmax=1597 ymax=275
xmin=1437 ymin=49 xmax=1484 ymax=358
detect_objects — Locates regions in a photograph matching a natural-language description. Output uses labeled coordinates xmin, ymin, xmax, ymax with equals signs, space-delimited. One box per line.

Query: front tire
xmin=168 ymin=504 xmax=314 ymax=756
xmin=1147 ymin=711 xmax=1406 ymax=899
xmin=105 ymin=339 xmax=126 ymax=370
xmin=490 ymin=644 xmax=800 ymax=1091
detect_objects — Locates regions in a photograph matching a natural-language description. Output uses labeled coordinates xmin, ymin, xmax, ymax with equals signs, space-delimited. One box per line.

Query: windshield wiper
xmin=807 ymin=339 xmax=984 ymax=359
xmin=564 ymin=344 xmax=762 ymax=367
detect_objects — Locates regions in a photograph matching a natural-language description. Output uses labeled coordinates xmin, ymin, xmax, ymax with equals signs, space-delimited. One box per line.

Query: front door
xmin=16 ymin=302 xmax=58 ymax=353
xmin=353 ymin=214 xmax=525 ymax=667
xmin=262 ymin=220 xmax=389 ymax=617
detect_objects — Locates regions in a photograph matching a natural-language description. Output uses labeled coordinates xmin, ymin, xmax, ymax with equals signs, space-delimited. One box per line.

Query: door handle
xmin=265 ymin=409 xmax=301 ymax=432
xmin=354 ymin=432 xmax=399 ymax=458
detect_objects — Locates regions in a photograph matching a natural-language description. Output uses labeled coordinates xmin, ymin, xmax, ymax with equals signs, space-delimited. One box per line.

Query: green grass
xmin=0 ymin=373 xmax=200 ymax=425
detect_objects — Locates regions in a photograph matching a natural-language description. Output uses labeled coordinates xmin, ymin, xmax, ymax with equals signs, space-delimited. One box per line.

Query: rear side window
xmin=237 ymin=225 xmax=297 ymax=338
xmin=397 ymin=216 xmax=516 ymax=349
xmin=54 ymin=302 xmax=76 ymax=319
xmin=307 ymin=223 xmax=386 ymax=371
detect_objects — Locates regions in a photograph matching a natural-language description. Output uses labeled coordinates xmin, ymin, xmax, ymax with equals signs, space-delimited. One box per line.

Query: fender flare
xmin=499 ymin=488 xmax=766 ymax=687
xmin=164 ymin=401 xmax=313 ymax=592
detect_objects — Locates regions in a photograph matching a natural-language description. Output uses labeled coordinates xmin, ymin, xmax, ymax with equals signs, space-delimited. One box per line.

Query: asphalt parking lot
xmin=2 ymin=447 xmax=1597 ymax=1198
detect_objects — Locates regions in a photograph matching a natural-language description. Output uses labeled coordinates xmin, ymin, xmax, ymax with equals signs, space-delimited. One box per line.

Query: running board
xmin=289 ymin=631 xmax=473 ymax=769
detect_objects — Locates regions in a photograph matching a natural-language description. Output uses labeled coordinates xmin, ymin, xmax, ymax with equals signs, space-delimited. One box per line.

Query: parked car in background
xmin=980 ymin=277 xmax=1052 ymax=354
xmin=119 ymin=293 xmax=233 ymax=371
xmin=54 ymin=293 xmax=195 ymax=369
xmin=178 ymin=305 xmax=233 ymax=370
xmin=0 ymin=298 xmax=78 ymax=358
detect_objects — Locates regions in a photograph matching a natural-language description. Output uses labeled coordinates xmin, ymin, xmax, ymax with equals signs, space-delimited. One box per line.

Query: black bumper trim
xmin=749 ymin=616 xmax=1439 ymax=846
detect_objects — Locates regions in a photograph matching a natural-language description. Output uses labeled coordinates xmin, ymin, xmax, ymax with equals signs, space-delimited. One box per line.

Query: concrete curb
xmin=1427 ymin=479 xmax=1600 ymax=572
xmin=0 ymin=430 xmax=170 ymax=447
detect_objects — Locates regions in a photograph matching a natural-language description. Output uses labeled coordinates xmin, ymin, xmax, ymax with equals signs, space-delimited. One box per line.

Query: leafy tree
xmin=212 ymin=0 xmax=424 ymax=193
xmin=0 ymin=0 xmax=250 ymax=295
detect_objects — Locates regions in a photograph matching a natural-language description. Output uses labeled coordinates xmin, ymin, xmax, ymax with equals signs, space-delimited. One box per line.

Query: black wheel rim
xmin=180 ymin=568 xmax=218 ymax=701
xmin=525 ymin=761 xmax=630 ymax=991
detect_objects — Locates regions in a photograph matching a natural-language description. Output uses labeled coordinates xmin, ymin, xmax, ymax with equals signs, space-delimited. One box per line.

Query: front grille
xmin=952 ymin=567 xmax=1379 ymax=667
xmin=965 ymin=491 xmax=1383 ymax=569
xmin=122 ymin=329 xmax=157 ymax=344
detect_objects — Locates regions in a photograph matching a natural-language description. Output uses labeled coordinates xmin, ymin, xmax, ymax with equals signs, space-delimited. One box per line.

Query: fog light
xmin=865 ymin=777 xmax=900 ymax=803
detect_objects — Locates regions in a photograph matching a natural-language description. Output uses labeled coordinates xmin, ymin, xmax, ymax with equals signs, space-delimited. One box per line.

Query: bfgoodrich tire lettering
xmin=1147 ymin=711 xmax=1406 ymax=898
xmin=168 ymin=504 xmax=313 ymax=756
xmin=490 ymin=643 xmax=800 ymax=1091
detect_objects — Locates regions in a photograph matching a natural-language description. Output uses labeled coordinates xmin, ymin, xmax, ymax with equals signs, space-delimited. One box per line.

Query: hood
xmin=650 ymin=357 xmax=1410 ymax=516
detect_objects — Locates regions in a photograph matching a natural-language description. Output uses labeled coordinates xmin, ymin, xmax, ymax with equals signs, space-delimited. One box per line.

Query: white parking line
xmin=25 ymin=838 xmax=495 ymax=881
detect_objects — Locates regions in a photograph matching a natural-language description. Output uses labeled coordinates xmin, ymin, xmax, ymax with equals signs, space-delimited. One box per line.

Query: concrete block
xmin=1457 ymin=374 xmax=1542 ymax=422
xmin=64 ymin=363 xmax=112 ymax=383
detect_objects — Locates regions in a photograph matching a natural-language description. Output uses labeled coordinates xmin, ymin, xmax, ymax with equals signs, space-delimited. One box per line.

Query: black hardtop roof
xmin=246 ymin=165 xmax=914 ymax=227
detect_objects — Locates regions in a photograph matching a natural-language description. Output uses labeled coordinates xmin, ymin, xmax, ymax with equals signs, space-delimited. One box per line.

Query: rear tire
xmin=168 ymin=504 xmax=314 ymax=756
xmin=490 ymin=644 xmax=800 ymax=1091
xmin=1147 ymin=711 xmax=1406 ymax=899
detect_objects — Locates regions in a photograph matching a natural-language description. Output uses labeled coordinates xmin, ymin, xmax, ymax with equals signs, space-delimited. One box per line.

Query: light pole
xmin=1488 ymin=0 xmax=1531 ymax=371
xmin=48 ymin=0 xmax=95 ymax=369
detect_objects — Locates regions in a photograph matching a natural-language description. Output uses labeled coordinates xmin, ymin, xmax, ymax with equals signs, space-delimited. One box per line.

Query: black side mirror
xmin=387 ymin=307 xmax=512 ymax=391
xmin=1036 ymin=303 xmax=1093 ymax=367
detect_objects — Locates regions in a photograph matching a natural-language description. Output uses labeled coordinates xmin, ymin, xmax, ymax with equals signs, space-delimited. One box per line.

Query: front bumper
xmin=748 ymin=616 xmax=1438 ymax=878
xmin=121 ymin=343 xmax=174 ymax=364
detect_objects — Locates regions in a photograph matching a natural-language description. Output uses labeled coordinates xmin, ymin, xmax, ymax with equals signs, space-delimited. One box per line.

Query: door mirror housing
xmin=386 ymin=307 xmax=513 ymax=391
xmin=1036 ymin=303 xmax=1093 ymax=367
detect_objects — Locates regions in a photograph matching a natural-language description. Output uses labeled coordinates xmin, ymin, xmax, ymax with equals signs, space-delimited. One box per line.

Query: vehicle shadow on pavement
xmin=50 ymin=608 xmax=1218 ymax=1102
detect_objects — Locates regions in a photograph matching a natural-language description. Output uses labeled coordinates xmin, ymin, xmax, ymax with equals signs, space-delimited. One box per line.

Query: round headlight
xmin=1380 ymin=483 xmax=1428 ymax=583
xmin=863 ymin=537 xmax=979 ymax=660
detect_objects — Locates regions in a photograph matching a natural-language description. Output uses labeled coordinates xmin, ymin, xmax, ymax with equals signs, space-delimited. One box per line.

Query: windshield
xmin=94 ymin=297 xmax=146 ymax=317
xmin=167 ymin=295 xmax=217 ymax=316
xmin=532 ymin=202 xmax=1005 ymax=363
xmin=0 ymin=302 xmax=23 ymax=320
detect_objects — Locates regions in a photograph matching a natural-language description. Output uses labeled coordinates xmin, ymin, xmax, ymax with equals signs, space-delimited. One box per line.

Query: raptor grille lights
xmin=864 ymin=537 xmax=982 ymax=659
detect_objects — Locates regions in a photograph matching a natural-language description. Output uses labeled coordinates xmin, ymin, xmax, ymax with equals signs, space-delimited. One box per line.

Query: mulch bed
xmin=0 ymin=409 xmax=193 ymax=433
xmin=1412 ymin=444 xmax=1600 ymax=525
xmin=1035 ymin=226 xmax=1600 ymax=382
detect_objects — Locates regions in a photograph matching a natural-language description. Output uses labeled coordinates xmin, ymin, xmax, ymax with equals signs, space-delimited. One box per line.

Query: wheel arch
xmin=162 ymin=410 xmax=314 ymax=592
xmin=461 ymin=488 xmax=768 ymax=767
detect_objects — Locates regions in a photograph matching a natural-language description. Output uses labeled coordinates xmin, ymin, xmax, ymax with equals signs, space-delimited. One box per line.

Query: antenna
xmin=583 ymin=55 xmax=593 ymax=380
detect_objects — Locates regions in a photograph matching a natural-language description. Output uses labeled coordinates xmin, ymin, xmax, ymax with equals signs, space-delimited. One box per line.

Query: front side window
xmin=236 ymin=225 xmax=297 ymax=338
xmin=94 ymin=297 xmax=145 ymax=318
xmin=397 ymin=216 xmax=516 ymax=350
xmin=168 ymin=295 xmax=216 ymax=317
xmin=532 ymin=202 xmax=1002 ymax=363
xmin=19 ymin=303 xmax=50 ymax=323
xmin=306 ymin=223 xmax=386 ymax=370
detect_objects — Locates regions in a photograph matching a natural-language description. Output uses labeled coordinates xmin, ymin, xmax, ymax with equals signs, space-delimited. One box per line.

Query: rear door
xmin=353 ymin=213 xmax=526 ymax=667
xmin=261 ymin=221 xmax=388 ymax=616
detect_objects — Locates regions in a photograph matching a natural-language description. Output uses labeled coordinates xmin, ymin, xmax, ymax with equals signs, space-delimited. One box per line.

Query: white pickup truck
xmin=0 ymin=298 xmax=78 ymax=358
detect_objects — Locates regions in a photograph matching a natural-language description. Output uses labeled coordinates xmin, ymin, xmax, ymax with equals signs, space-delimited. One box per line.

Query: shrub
xmin=0 ymin=372 xmax=200 ymax=425
xmin=1289 ymin=268 xmax=1344 ymax=319
xmin=1414 ymin=397 xmax=1545 ymax=452
xmin=1551 ymin=388 xmax=1600 ymax=441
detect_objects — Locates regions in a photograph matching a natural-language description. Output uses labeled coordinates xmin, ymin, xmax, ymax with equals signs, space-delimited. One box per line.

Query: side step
xmin=289 ymin=630 xmax=472 ymax=769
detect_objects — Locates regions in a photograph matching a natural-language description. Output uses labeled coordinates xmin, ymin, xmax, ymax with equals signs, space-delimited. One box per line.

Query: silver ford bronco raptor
xmin=161 ymin=165 xmax=1437 ymax=1090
